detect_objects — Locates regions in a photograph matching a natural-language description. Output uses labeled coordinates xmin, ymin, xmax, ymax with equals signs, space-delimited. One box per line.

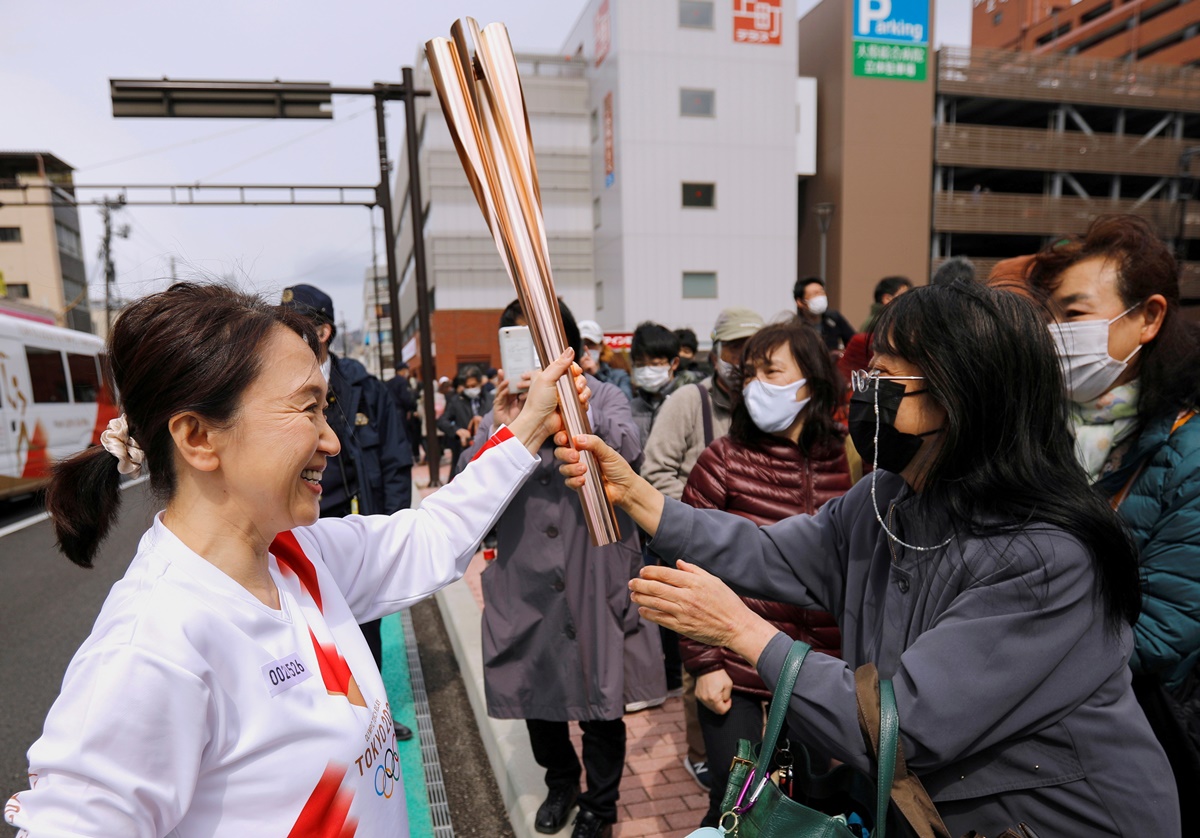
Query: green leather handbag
xmin=714 ymin=641 xmax=898 ymax=838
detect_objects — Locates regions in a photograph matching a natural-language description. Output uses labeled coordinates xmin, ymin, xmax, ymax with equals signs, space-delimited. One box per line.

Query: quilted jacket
xmin=679 ymin=432 xmax=850 ymax=699
xmin=1097 ymin=409 xmax=1200 ymax=692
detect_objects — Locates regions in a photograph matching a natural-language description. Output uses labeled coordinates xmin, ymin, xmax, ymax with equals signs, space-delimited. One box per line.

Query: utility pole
xmin=100 ymin=197 xmax=129 ymax=331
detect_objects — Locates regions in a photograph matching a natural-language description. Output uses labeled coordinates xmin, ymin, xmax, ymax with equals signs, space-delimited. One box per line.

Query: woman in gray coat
xmin=462 ymin=300 xmax=665 ymax=838
xmin=557 ymin=283 xmax=1177 ymax=836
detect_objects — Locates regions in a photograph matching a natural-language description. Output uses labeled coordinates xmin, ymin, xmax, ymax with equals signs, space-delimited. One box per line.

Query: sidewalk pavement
xmin=414 ymin=459 xmax=708 ymax=838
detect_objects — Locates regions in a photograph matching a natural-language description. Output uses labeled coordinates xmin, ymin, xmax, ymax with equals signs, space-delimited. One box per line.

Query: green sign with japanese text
xmin=853 ymin=41 xmax=927 ymax=81
xmin=852 ymin=0 xmax=930 ymax=82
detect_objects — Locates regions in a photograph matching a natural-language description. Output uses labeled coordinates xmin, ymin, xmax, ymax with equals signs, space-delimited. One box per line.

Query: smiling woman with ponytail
xmin=11 ymin=282 xmax=588 ymax=838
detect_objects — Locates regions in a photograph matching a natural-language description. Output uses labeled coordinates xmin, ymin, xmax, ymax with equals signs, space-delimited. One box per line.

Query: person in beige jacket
xmin=639 ymin=306 xmax=763 ymax=790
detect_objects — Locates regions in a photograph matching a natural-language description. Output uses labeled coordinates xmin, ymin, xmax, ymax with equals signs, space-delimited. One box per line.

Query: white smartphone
xmin=498 ymin=326 xmax=541 ymax=393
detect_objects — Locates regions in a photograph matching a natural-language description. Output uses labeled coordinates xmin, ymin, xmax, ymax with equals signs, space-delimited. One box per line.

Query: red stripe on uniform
xmin=470 ymin=425 xmax=515 ymax=462
xmin=271 ymin=530 xmax=324 ymax=613
xmin=287 ymin=763 xmax=358 ymax=838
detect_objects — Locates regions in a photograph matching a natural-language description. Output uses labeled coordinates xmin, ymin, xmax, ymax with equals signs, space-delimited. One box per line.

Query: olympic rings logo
xmin=375 ymin=748 xmax=399 ymax=798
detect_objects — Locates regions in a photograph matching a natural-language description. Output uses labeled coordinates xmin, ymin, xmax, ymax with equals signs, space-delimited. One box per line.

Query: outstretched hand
xmin=555 ymin=432 xmax=666 ymax=536
xmin=629 ymin=560 xmax=779 ymax=667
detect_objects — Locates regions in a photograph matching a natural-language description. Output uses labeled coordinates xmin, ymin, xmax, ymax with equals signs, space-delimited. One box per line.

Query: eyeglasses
xmin=850 ymin=369 xmax=926 ymax=394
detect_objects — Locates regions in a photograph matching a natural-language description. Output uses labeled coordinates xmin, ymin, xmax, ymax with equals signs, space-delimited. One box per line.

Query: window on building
xmin=682 ymin=271 xmax=718 ymax=299
xmin=67 ymin=353 xmax=100 ymax=402
xmin=595 ymin=281 xmax=605 ymax=312
xmin=55 ymin=222 xmax=82 ymax=260
xmin=3 ymin=283 xmax=30 ymax=299
xmin=0 ymin=227 xmax=21 ymax=243
xmin=26 ymin=347 xmax=69 ymax=403
xmin=679 ymin=0 xmax=714 ymax=29
xmin=680 ymin=89 xmax=715 ymax=117
xmin=682 ymin=182 xmax=715 ymax=208
xmin=591 ymin=108 xmax=600 ymax=142
xmin=376 ymin=303 xmax=390 ymax=319
xmin=993 ymin=12 xmax=1002 ymax=25
xmin=593 ymin=197 xmax=602 ymax=229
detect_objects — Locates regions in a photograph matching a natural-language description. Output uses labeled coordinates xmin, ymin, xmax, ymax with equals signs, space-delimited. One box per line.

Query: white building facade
xmin=561 ymin=0 xmax=800 ymax=336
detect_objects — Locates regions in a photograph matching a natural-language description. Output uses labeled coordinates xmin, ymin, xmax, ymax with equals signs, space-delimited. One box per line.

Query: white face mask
xmin=743 ymin=377 xmax=810 ymax=433
xmin=587 ymin=348 xmax=602 ymax=365
xmin=634 ymin=364 xmax=672 ymax=394
xmin=463 ymin=386 xmax=482 ymax=399
xmin=807 ymin=295 xmax=829 ymax=316
xmin=1050 ymin=304 xmax=1141 ymax=403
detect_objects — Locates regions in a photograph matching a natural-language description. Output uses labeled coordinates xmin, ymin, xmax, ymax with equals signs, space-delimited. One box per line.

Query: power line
xmin=193 ymin=105 xmax=374 ymax=183
xmin=79 ymin=120 xmax=273 ymax=171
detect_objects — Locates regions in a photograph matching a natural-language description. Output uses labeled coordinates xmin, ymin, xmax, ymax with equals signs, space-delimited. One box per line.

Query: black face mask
xmin=848 ymin=379 xmax=938 ymax=474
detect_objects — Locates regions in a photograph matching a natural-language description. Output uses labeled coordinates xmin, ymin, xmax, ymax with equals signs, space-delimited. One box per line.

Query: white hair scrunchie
xmin=100 ymin=414 xmax=145 ymax=476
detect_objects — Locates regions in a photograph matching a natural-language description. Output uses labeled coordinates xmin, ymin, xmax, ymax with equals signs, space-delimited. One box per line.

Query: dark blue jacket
xmin=321 ymin=354 xmax=412 ymax=516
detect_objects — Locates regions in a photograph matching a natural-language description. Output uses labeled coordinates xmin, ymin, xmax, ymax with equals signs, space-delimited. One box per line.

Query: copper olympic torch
xmin=425 ymin=19 xmax=621 ymax=546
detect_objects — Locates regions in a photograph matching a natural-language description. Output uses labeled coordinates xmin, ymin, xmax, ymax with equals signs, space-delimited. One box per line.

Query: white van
xmin=0 ymin=316 xmax=113 ymax=500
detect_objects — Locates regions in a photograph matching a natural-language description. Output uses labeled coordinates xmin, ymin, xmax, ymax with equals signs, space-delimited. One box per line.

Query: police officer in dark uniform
xmin=281 ymin=284 xmax=414 ymax=740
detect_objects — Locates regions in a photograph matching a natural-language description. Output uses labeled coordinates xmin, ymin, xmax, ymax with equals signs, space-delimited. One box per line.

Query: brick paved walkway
xmin=416 ymin=458 xmax=709 ymax=837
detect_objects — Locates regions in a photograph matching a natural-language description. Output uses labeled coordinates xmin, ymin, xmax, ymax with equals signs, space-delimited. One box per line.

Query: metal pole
xmin=402 ymin=66 xmax=441 ymax=487
xmin=102 ymin=204 xmax=114 ymax=329
xmin=373 ymin=86 xmax=403 ymax=378
xmin=370 ymin=215 xmax=385 ymax=377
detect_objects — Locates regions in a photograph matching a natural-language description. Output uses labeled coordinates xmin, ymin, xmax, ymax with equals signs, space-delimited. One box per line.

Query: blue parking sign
xmin=853 ymin=0 xmax=929 ymax=46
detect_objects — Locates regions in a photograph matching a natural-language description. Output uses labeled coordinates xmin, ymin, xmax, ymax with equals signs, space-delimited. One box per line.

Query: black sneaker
xmin=394 ymin=722 xmax=414 ymax=742
xmin=570 ymin=808 xmax=613 ymax=838
xmin=683 ymin=755 xmax=712 ymax=792
xmin=535 ymin=783 xmax=579 ymax=834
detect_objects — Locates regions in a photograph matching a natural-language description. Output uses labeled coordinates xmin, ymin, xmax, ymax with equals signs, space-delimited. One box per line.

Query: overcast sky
xmin=2 ymin=1 xmax=970 ymax=332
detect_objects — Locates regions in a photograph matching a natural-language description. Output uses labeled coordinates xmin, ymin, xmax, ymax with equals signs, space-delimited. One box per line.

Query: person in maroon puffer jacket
xmin=679 ymin=319 xmax=852 ymax=828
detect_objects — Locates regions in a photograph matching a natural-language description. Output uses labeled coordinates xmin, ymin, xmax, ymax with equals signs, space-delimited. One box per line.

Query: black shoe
xmin=570 ymin=808 xmax=613 ymax=838
xmin=394 ymin=722 xmax=414 ymax=742
xmin=535 ymin=783 xmax=579 ymax=834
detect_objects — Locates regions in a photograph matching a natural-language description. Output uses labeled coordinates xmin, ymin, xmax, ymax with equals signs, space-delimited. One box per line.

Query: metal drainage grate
xmin=402 ymin=607 xmax=455 ymax=836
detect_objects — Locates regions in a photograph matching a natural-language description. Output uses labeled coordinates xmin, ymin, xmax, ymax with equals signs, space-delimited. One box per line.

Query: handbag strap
xmin=737 ymin=640 xmax=810 ymax=811
xmin=875 ymin=681 xmax=899 ymax=838
xmin=696 ymin=382 xmax=714 ymax=447
xmin=856 ymin=665 xmax=953 ymax=838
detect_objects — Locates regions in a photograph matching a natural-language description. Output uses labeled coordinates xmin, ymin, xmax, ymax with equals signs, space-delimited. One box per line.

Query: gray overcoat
xmin=463 ymin=376 xmax=666 ymax=721
xmin=649 ymin=471 xmax=1178 ymax=837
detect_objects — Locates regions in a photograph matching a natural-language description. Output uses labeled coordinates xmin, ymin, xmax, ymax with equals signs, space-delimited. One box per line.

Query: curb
xmin=435 ymin=579 xmax=572 ymax=838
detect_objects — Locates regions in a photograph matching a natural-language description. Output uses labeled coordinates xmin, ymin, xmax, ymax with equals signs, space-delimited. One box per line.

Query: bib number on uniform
xmin=261 ymin=653 xmax=312 ymax=697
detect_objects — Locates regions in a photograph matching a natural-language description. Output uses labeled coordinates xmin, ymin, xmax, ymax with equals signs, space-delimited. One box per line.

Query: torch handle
xmin=554 ymin=373 xmax=622 ymax=546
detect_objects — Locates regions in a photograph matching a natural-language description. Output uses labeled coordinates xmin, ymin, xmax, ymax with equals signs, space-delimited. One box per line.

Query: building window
xmin=0 ymin=227 xmax=21 ymax=243
xmin=26 ymin=348 xmax=69 ymax=403
xmin=993 ymin=12 xmax=1002 ymax=25
xmin=680 ymin=0 xmax=714 ymax=29
xmin=682 ymin=182 xmax=715 ymax=208
xmin=3 ymin=283 xmax=29 ymax=299
xmin=591 ymin=108 xmax=600 ymax=142
xmin=680 ymin=88 xmax=715 ymax=117
xmin=67 ymin=353 xmax=100 ymax=402
xmin=593 ymin=197 xmax=602 ymax=229
xmin=682 ymin=271 xmax=718 ymax=298
xmin=595 ymin=281 xmax=605 ymax=311
xmin=55 ymin=222 xmax=82 ymax=260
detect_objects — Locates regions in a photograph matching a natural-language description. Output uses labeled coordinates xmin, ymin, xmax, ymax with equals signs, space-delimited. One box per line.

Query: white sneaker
xmin=624 ymin=696 xmax=666 ymax=713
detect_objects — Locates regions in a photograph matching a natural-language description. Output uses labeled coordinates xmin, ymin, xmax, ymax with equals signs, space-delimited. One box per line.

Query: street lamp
xmin=110 ymin=75 xmax=443 ymax=484
xmin=814 ymin=202 xmax=835 ymax=283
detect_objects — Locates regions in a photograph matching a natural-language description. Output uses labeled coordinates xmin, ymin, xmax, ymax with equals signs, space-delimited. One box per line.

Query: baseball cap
xmin=577 ymin=319 xmax=604 ymax=345
xmin=711 ymin=308 xmax=764 ymax=343
xmin=280 ymin=284 xmax=335 ymax=323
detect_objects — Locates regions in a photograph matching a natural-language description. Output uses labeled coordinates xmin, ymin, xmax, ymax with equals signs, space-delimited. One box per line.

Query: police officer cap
xmin=281 ymin=284 xmax=335 ymax=323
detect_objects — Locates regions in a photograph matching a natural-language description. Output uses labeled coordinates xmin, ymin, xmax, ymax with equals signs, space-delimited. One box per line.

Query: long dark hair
xmin=45 ymin=283 xmax=318 ymax=568
xmin=873 ymin=283 xmax=1140 ymax=629
xmin=730 ymin=320 xmax=843 ymax=452
xmin=1027 ymin=214 xmax=1200 ymax=433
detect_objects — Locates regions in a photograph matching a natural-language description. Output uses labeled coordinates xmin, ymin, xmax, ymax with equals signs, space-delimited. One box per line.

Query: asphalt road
xmin=0 ymin=480 xmax=158 ymax=808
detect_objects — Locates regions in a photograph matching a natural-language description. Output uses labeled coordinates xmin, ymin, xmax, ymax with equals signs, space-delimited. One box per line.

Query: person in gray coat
xmin=557 ymin=283 xmax=1177 ymax=837
xmin=462 ymin=299 xmax=666 ymax=838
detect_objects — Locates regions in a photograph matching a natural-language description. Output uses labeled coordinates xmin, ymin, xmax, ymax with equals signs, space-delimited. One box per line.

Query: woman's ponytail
xmin=45 ymin=444 xmax=123 ymax=568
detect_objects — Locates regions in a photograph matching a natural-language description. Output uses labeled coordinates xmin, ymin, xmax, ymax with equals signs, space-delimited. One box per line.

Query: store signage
xmin=852 ymin=0 xmax=929 ymax=81
xmin=595 ymin=0 xmax=611 ymax=67
xmin=733 ymin=0 xmax=783 ymax=45
xmin=604 ymin=91 xmax=615 ymax=188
